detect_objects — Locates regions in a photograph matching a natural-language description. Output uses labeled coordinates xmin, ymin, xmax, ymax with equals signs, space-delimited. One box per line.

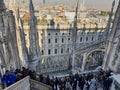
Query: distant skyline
xmin=33 ymin=0 xmax=119 ymax=10
xmin=4 ymin=0 xmax=119 ymax=10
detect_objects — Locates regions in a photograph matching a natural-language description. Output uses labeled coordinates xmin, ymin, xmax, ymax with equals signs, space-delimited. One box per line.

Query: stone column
xmin=81 ymin=53 xmax=87 ymax=71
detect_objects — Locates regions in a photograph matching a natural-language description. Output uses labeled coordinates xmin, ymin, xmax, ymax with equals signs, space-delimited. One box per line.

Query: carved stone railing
xmin=4 ymin=76 xmax=30 ymax=90
xmin=30 ymin=79 xmax=52 ymax=90
xmin=3 ymin=76 xmax=52 ymax=90
xmin=75 ymin=39 xmax=106 ymax=54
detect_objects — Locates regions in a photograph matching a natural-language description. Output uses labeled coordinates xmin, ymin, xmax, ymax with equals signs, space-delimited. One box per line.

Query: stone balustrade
xmin=30 ymin=79 xmax=52 ymax=90
xmin=3 ymin=76 xmax=52 ymax=90
xmin=4 ymin=76 xmax=30 ymax=90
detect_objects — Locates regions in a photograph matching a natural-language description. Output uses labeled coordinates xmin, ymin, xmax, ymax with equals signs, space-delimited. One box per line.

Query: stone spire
xmin=109 ymin=0 xmax=120 ymax=41
xmin=71 ymin=0 xmax=79 ymax=73
xmin=105 ymin=0 xmax=115 ymax=40
xmin=17 ymin=8 xmax=28 ymax=68
xmin=72 ymin=0 xmax=79 ymax=49
xmin=0 ymin=0 xmax=6 ymax=11
xmin=29 ymin=0 xmax=35 ymax=18
xmin=103 ymin=0 xmax=120 ymax=72
xmin=29 ymin=0 xmax=40 ymax=71
xmin=0 ymin=0 xmax=21 ymax=70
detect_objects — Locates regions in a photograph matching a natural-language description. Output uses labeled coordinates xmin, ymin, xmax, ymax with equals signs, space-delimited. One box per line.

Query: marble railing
xmin=3 ymin=76 xmax=52 ymax=90
xmin=75 ymin=39 xmax=106 ymax=54
xmin=30 ymin=79 xmax=52 ymax=90
xmin=4 ymin=76 xmax=30 ymax=90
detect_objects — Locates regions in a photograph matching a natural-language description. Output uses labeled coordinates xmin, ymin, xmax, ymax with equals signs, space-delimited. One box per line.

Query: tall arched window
xmin=92 ymin=37 xmax=94 ymax=41
xmin=42 ymin=50 xmax=44 ymax=55
xmin=61 ymin=48 xmax=63 ymax=53
xmin=80 ymin=37 xmax=82 ymax=42
xmin=48 ymin=39 xmax=51 ymax=44
xmin=67 ymin=48 xmax=69 ymax=52
xmin=62 ymin=38 xmax=64 ymax=43
xmin=86 ymin=37 xmax=88 ymax=41
xmin=48 ymin=49 xmax=51 ymax=55
xmin=55 ymin=49 xmax=57 ymax=54
xmin=55 ymin=39 xmax=57 ymax=43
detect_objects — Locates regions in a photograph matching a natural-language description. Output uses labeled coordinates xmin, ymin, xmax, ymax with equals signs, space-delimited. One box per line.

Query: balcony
xmin=3 ymin=76 xmax=52 ymax=90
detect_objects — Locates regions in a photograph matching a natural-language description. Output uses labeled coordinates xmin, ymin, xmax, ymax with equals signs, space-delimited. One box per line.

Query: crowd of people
xmin=39 ymin=69 xmax=113 ymax=90
xmin=1 ymin=67 xmax=30 ymax=89
xmin=0 ymin=67 xmax=113 ymax=90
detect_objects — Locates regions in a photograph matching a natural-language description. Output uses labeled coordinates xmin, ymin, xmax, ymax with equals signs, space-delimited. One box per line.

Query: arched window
xmin=67 ymin=48 xmax=69 ymax=52
xmin=86 ymin=37 xmax=88 ymax=41
xmin=80 ymin=37 xmax=82 ymax=42
xmin=92 ymin=37 xmax=94 ymax=41
xmin=48 ymin=39 xmax=51 ymax=44
xmin=55 ymin=39 xmax=57 ymax=43
xmin=42 ymin=50 xmax=44 ymax=55
xmin=48 ymin=49 xmax=51 ymax=55
xmin=54 ymin=49 xmax=57 ymax=54
xmin=61 ymin=48 xmax=63 ymax=53
xmin=62 ymin=38 xmax=64 ymax=43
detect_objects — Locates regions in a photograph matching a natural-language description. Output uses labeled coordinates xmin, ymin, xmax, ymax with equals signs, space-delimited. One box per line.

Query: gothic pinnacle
xmin=29 ymin=0 xmax=35 ymax=14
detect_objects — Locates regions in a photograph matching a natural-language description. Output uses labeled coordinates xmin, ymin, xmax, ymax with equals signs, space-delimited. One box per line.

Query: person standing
xmin=89 ymin=77 xmax=97 ymax=90
xmin=1 ymin=70 xmax=17 ymax=88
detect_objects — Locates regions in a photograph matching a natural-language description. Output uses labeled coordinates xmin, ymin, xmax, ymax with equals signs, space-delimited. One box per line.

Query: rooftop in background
xmin=4 ymin=0 xmax=119 ymax=11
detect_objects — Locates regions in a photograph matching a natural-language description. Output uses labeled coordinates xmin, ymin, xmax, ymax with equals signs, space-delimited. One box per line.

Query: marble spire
xmin=73 ymin=0 xmax=79 ymax=46
xmin=0 ymin=0 xmax=21 ymax=70
xmin=29 ymin=0 xmax=41 ymax=71
xmin=103 ymin=0 xmax=120 ymax=72
xmin=71 ymin=0 xmax=79 ymax=72
xmin=17 ymin=8 xmax=28 ymax=68
xmin=105 ymin=0 xmax=115 ymax=40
